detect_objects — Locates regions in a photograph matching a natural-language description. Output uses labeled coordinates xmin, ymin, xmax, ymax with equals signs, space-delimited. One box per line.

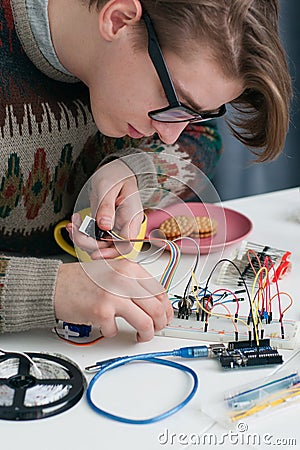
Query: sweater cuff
xmin=0 ymin=257 xmax=62 ymax=333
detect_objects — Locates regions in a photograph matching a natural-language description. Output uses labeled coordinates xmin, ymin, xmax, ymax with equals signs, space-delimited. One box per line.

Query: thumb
xmin=95 ymin=190 xmax=118 ymax=230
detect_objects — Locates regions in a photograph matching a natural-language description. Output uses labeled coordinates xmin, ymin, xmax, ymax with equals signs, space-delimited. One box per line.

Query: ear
xmin=98 ymin=0 xmax=143 ymax=41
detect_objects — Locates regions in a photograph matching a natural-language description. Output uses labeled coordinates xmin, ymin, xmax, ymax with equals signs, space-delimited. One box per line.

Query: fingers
xmin=90 ymin=286 xmax=171 ymax=342
xmin=133 ymin=294 xmax=174 ymax=328
xmin=95 ymin=306 xmax=119 ymax=338
xmin=90 ymin=162 xmax=142 ymax=236
xmin=66 ymin=213 xmax=101 ymax=257
xmin=116 ymin=298 xmax=156 ymax=342
xmin=95 ymin=190 xmax=143 ymax=241
xmin=81 ymin=259 xmax=172 ymax=342
xmin=56 ymin=259 xmax=173 ymax=343
xmin=96 ymin=296 xmax=158 ymax=342
xmin=117 ymin=206 xmax=144 ymax=240
xmin=70 ymin=161 xmax=144 ymax=261
xmin=67 ymin=214 xmax=135 ymax=261
xmin=90 ymin=244 xmax=129 ymax=260
xmin=91 ymin=161 xmax=136 ymax=231
xmin=115 ymin=264 xmax=173 ymax=338
xmin=133 ymin=277 xmax=174 ymax=327
xmin=93 ymin=186 xmax=118 ymax=231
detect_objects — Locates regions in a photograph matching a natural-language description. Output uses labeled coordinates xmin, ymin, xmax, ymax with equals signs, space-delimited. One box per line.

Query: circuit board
xmin=156 ymin=315 xmax=299 ymax=350
xmin=210 ymin=339 xmax=283 ymax=369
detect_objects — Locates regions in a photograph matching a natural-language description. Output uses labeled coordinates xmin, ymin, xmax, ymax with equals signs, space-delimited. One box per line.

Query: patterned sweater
xmin=0 ymin=0 xmax=222 ymax=333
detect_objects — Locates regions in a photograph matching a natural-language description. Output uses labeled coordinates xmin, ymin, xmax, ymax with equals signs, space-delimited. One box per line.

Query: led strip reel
xmin=0 ymin=352 xmax=85 ymax=421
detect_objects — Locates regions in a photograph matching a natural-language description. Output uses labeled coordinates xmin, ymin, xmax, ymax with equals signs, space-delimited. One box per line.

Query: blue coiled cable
xmin=86 ymin=346 xmax=208 ymax=424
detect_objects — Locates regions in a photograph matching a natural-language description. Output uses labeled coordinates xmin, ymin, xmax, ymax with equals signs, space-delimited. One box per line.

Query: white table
xmin=1 ymin=188 xmax=300 ymax=450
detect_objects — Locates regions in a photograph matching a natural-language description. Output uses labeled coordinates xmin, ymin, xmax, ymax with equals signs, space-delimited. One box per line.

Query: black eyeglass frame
xmin=142 ymin=11 xmax=226 ymax=124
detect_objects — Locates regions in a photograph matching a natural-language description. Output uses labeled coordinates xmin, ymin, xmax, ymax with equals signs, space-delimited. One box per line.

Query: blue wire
xmin=86 ymin=355 xmax=199 ymax=425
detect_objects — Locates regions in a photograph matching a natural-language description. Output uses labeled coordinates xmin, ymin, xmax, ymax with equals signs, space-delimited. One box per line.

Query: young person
xmin=0 ymin=0 xmax=292 ymax=341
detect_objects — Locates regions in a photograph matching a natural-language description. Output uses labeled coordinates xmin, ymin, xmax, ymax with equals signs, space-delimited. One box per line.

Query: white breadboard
xmin=156 ymin=316 xmax=300 ymax=350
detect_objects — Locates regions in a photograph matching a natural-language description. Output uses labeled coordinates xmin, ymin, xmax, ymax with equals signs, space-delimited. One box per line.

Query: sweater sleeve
xmin=0 ymin=256 xmax=62 ymax=333
xmin=97 ymin=121 xmax=222 ymax=206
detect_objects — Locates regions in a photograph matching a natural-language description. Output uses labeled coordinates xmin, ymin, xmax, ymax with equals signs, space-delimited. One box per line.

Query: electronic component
xmin=62 ymin=322 xmax=92 ymax=338
xmin=156 ymin=314 xmax=299 ymax=350
xmin=85 ymin=345 xmax=202 ymax=424
xmin=53 ymin=321 xmax=103 ymax=345
xmin=79 ymin=215 xmax=106 ymax=240
xmin=226 ymin=372 xmax=300 ymax=411
xmin=85 ymin=341 xmax=283 ymax=374
xmin=210 ymin=339 xmax=283 ymax=369
xmin=216 ymin=241 xmax=291 ymax=286
xmin=85 ymin=345 xmax=210 ymax=373
xmin=177 ymin=297 xmax=194 ymax=319
xmin=0 ymin=352 xmax=85 ymax=420
xmin=158 ymin=246 xmax=295 ymax=349
xmin=83 ymin=342 xmax=284 ymax=422
xmin=222 ymin=350 xmax=300 ymax=422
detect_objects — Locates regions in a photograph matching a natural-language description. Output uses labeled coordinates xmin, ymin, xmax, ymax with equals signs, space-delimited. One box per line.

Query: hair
xmin=88 ymin=0 xmax=292 ymax=162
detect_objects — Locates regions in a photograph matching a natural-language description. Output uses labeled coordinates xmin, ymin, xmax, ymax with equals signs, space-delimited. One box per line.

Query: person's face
xmin=88 ymin=34 xmax=244 ymax=144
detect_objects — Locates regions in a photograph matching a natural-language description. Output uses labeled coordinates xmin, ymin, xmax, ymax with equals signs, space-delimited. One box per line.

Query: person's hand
xmin=54 ymin=259 xmax=173 ymax=342
xmin=67 ymin=159 xmax=143 ymax=259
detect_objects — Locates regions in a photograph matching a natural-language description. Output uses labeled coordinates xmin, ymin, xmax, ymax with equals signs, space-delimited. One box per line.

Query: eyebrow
xmin=174 ymin=83 xmax=216 ymax=113
xmin=173 ymin=80 xmax=220 ymax=113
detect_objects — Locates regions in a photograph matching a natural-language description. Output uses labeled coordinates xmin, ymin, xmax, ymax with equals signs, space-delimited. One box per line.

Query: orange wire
xmin=204 ymin=298 xmax=239 ymax=333
xmin=269 ymin=292 xmax=293 ymax=319
xmin=247 ymin=249 xmax=262 ymax=274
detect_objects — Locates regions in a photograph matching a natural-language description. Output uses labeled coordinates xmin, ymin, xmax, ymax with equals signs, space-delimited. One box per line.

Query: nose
xmin=151 ymin=121 xmax=188 ymax=145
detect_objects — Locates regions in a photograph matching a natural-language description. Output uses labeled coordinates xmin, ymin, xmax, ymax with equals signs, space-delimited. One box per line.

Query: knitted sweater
xmin=0 ymin=0 xmax=222 ymax=333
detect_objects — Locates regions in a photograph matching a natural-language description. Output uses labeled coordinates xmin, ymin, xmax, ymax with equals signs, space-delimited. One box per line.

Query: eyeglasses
xmin=142 ymin=11 xmax=226 ymax=124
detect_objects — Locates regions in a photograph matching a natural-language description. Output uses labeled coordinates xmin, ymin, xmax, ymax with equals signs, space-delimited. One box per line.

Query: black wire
xmin=203 ymin=258 xmax=252 ymax=312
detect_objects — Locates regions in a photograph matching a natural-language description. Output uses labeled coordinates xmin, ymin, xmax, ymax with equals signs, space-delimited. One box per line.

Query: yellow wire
xmin=229 ymin=385 xmax=300 ymax=421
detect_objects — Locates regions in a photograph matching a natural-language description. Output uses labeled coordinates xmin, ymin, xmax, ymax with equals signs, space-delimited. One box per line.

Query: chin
xmin=95 ymin=122 xmax=125 ymax=139
xmin=90 ymin=112 xmax=121 ymax=137
xmin=102 ymin=130 xmax=125 ymax=138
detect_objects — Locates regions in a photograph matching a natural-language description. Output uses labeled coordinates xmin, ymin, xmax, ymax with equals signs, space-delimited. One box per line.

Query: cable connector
xmin=85 ymin=345 xmax=210 ymax=373
xmin=85 ymin=357 xmax=126 ymax=372
xmin=176 ymin=346 xmax=209 ymax=359
xmin=79 ymin=215 xmax=107 ymax=240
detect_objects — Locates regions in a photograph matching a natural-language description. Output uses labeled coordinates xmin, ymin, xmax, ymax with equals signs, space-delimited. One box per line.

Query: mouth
xmin=128 ymin=124 xmax=145 ymax=139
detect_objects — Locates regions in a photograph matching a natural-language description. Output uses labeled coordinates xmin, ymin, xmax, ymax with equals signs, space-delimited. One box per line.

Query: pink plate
xmin=145 ymin=202 xmax=253 ymax=254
